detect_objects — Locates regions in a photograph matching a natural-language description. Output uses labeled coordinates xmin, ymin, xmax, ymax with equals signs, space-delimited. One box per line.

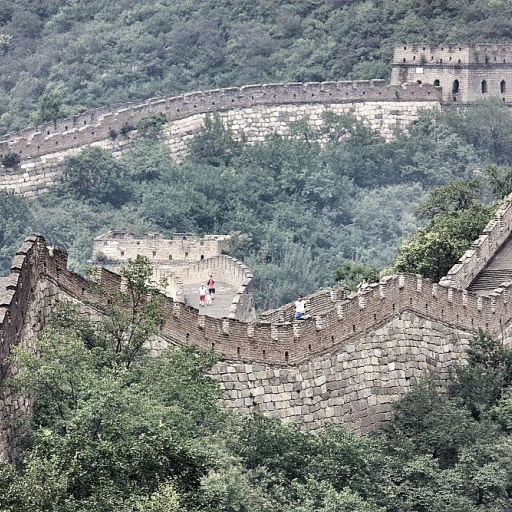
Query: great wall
xmin=0 ymin=80 xmax=441 ymax=197
xmin=3 ymin=43 xmax=512 ymax=461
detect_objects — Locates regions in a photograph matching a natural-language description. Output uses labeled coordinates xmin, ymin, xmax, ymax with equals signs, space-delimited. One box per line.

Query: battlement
xmin=441 ymin=195 xmax=512 ymax=290
xmin=391 ymin=43 xmax=512 ymax=103
xmin=4 ymin=236 xmax=508 ymax=368
xmin=0 ymin=80 xmax=438 ymax=161
xmin=92 ymin=231 xmax=231 ymax=267
xmin=393 ymin=44 xmax=512 ymax=66
xmin=0 ymin=80 xmax=441 ymax=196
xmin=4 ymin=230 xmax=512 ymax=459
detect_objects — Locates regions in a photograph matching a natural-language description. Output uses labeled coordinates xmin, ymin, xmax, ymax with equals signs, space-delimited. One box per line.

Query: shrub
xmin=1 ymin=152 xmax=20 ymax=168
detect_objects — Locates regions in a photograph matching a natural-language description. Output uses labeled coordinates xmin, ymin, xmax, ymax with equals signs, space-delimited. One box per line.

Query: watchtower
xmin=391 ymin=44 xmax=512 ymax=103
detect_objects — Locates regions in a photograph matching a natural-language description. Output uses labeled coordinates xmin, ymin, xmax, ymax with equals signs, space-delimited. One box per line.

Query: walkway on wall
xmin=468 ymin=233 xmax=512 ymax=294
xmin=182 ymin=281 xmax=237 ymax=318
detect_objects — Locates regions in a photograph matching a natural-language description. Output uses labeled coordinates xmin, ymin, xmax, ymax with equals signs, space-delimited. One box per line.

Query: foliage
xmin=394 ymin=180 xmax=496 ymax=282
xmin=85 ymin=255 xmax=166 ymax=367
xmin=0 ymin=191 xmax=34 ymax=274
xmin=188 ymin=113 xmax=243 ymax=167
xmin=450 ymin=329 xmax=512 ymax=421
xmin=1 ymin=99 xmax=508 ymax=308
xmin=415 ymin=179 xmax=485 ymax=220
xmin=136 ymin=112 xmax=168 ymax=140
xmin=31 ymin=88 xmax=67 ymax=126
xmin=333 ymin=260 xmax=379 ymax=292
xmin=1 ymin=152 xmax=20 ymax=168
xmin=483 ymin=165 xmax=512 ymax=200
xmin=5 ymin=257 xmax=220 ymax=511
xmin=57 ymin=146 xmax=132 ymax=206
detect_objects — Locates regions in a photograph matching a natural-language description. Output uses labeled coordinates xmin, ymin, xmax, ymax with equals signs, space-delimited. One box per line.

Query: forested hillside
xmin=5 ymin=2 xmax=512 ymax=510
xmin=1 ymin=0 xmax=512 ymax=134
xmin=2 ymin=101 xmax=512 ymax=310
xmin=0 ymin=0 xmax=512 ymax=309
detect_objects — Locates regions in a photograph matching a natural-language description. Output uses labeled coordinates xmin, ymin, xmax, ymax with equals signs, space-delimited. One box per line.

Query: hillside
xmin=5 ymin=2 xmax=512 ymax=510
xmin=1 ymin=0 xmax=512 ymax=134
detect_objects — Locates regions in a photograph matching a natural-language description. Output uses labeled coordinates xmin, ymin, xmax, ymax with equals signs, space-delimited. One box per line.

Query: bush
xmin=1 ymin=152 xmax=20 ymax=168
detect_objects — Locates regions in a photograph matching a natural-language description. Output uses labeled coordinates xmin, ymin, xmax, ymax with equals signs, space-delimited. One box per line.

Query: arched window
xmin=434 ymin=79 xmax=440 ymax=87
xmin=482 ymin=80 xmax=488 ymax=93
xmin=501 ymin=80 xmax=506 ymax=93
xmin=452 ymin=80 xmax=459 ymax=93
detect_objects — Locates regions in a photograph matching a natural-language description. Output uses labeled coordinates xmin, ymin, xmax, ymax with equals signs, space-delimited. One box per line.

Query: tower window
xmin=434 ymin=79 xmax=440 ymax=86
xmin=501 ymin=80 xmax=506 ymax=93
xmin=452 ymin=80 xmax=459 ymax=93
xmin=482 ymin=80 xmax=488 ymax=93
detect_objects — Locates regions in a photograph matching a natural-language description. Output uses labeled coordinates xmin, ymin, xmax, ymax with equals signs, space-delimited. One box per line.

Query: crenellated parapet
xmin=3 ymin=233 xmax=512 ymax=459
xmin=0 ymin=80 xmax=441 ymax=196
xmin=440 ymin=193 xmax=512 ymax=290
xmin=0 ymin=80 xmax=439 ymax=160
xmin=2 ymin=236 xmax=510 ymax=370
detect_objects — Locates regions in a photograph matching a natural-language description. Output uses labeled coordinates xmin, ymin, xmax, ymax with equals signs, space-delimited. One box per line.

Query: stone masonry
xmin=4 ymin=187 xmax=512 ymax=459
xmin=91 ymin=231 xmax=254 ymax=321
xmin=0 ymin=80 xmax=441 ymax=196
xmin=1 ymin=43 xmax=509 ymax=197
xmin=391 ymin=43 xmax=512 ymax=103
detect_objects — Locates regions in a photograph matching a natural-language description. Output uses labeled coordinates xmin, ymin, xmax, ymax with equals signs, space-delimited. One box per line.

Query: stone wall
xmin=440 ymin=194 xmax=512 ymax=290
xmin=93 ymin=232 xmax=231 ymax=264
xmin=4 ymin=234 xmax=512 ymax=459
xmin=211 ymin=312 xmax=469 ymax=433
xmin=0 ymin=80 xmax=441 ymax=196
xmin=391 ymin=43 xmax=512 ymax=103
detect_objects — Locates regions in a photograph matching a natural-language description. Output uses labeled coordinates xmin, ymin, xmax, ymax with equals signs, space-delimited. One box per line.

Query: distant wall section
xmin=0 ymin=81 xmax=441 ymax=196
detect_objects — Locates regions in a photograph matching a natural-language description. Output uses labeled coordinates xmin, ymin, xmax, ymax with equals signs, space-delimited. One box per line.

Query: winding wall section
xmin=0 ymin=80 xmax=441 ymax=196
xmin=2 ymin=206 xmax=512 ymax=460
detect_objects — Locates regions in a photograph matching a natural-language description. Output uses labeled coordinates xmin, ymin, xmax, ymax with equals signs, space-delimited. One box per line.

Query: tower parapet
xmin=392 ymin=43 xmax=512 ymax=103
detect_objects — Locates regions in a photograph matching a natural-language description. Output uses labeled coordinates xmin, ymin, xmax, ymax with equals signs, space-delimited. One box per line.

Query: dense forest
xmin=1 ymin=0 xmax=512 ymax=308
xmin=1 ymin=0 xmax=512 ymax=134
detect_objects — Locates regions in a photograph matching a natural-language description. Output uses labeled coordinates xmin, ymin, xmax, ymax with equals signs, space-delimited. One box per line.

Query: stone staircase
xmin=468 ymin=269 xmax=512 ymax=293
xmin=468 ymin=237 xmax=512 ymax=294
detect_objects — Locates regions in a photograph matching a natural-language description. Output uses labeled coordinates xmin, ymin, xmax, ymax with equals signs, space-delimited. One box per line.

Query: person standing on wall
xmin=357 ymin=278 xmax=369 ymax=295
xmin=207 ymin=275 xmax=215 ymax=301
xmin=294 ymin=295 xmax=307 ymax=320
xmin=199 ymin=284 xmax=207 ymax=307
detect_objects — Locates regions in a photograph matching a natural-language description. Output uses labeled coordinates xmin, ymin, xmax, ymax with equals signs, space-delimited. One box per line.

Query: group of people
xmin=198 ymin=275 xmax=216 ymax=307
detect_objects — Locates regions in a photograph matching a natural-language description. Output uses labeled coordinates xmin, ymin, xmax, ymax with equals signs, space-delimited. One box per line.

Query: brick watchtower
xmin=391 ymin=44 xmax=512 ymax=103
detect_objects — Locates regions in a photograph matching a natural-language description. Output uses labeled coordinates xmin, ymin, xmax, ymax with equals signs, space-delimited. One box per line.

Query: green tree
xmin=333 ymin=260 xmax=379 ymax=292
xmin=416 ymin=179 xmax=485 ymax=220
xmin=58 ymin=147 xmax=132 ymax=206
xmin=450 ymin=330 xmax=512 ymax=421
xmin=188 ymin=113 xmax=243 ymax=167
xmin=5 ymin=257 xmax=220 ymax=511
xmin=394 ymin=180 xmax=495 ymax=281
xmin=136 ymin=112 xmax=168 ymax=140
xmin=483 ymin=165 xmax=512 ymax=200
xmin=0 ymin=191 xmax=33 ymax=275
xmin=31 ymin=88 xmax=67 ymax=126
